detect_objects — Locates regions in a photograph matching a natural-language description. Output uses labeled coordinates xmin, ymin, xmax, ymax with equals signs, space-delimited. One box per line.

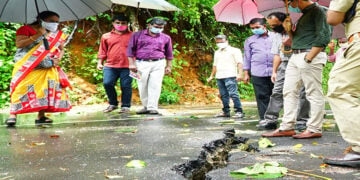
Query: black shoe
xmin=35 ymin=117 xmax=53 ymax=124
xmin=324 ymin=150 xmax=360 ymax=168
xmin=295 ymin=123 xmax=307 ymax=131
xmin=257 ymin=121 xmax=277 ymax=130
xmin=136 ymin=108 xmax=150 ymax=114
xmin=5 ymin=118 xmax=16 ymax=127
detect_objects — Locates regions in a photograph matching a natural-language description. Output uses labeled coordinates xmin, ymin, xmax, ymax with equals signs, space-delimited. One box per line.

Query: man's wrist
xmin=304 ymin=54 xmax=312 ymax=63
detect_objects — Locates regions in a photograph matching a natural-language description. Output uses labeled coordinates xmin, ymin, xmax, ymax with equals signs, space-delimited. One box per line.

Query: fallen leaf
xmin=50 ymin=135 xmax=60 ymax=138
xmin=125 ymin=160 xmax=147 ymax=168
xmin=104 ymin=170 xmax=123 ymax=179
xmin=145 ymin=118 xmax=154 ymax=121
xmin=235 ymin=129 xmax=258 ymax=135
xmin=258 ymin=138 xmax=276 ymax=148
xmin=120 ymin=155 xmax=133 ymax=159
xmin=310 ymin=153 xmax=324 ymax=159
xmin=154 ymin=153 xmax=167 ymax=156
xmin=312 ymin=141 xmax=318 ymax=145
xmin=59 ymin=167 xmax=69 ymax=171
xmin=230 ymin=162 xmax=287 ymax=179
xmin=190 ymin=115 xmax=199 ymax=119
xmin=320 ymin=163 xmax=329 ymax=169
xmin=292 ymin=144 xmax=303 ymax=149
xmin=115 ymin=128 xmax=137 ymax=133
xmin=183 ymin=123 xmax=189 ymax=127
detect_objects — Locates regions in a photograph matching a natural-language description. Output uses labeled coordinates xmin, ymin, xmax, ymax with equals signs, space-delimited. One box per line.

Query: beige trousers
xmin=280 ymin=52 xmax=327 ymax=133
xmin=328 ymin=33 xmax=360 ymax=152
xmin=136 ymin=60 xmax=166 ymax=111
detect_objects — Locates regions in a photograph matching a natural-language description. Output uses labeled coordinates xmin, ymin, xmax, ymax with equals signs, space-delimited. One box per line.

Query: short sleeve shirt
xmin=329 ymin=0 xmax=360 ymax=38
xmin=214 ymin=46 xmax=243 ymax=79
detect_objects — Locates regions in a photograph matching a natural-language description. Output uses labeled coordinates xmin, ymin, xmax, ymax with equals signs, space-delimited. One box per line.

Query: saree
xmin=9 ymin=30 xmax=71 ymax=115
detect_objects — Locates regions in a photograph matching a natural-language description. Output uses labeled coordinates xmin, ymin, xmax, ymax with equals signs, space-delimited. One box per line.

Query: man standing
xmin=98 ymin=14 xmax=133 ymax=113
xmin=207 ymin=35 xmax=244 ymax=118
xmin=127 ymin=17 xmax=173 ymax=115
xmin=243 ymin=18 xmax=275 ymax=121
xmin=262 ymin=0 xmax=331 ymax=139
xmin=257 ymin=12 xmax=310 ymax=131
xmin=324 ymin=0 xmax=360 ymax=167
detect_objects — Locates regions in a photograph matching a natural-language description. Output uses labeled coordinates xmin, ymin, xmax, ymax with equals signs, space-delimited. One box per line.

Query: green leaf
xmin=115 ymin=128 xmax=137 ymax=133
xmin=258 ymin=138 xmax=276 ymax=148
xmin=230 ymin=162 xmax=287 ymax=179
xmin=125 ymin=160 xmax=147 ymax=168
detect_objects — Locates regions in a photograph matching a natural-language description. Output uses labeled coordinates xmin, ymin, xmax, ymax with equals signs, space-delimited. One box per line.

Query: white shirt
xmin=213 ymin=45 xmax=243 ymax=79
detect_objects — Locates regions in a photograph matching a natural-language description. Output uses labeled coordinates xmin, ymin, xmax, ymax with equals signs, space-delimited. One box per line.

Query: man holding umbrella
xmin=262 ymin=0 xmax=331 ymax=138
xmin=324 ymin=0 xmax=360 ymax=167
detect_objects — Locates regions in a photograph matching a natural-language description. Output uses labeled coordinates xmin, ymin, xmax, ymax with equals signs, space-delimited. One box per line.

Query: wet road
xmin=0 ymin=104 xmax=359 ymax=179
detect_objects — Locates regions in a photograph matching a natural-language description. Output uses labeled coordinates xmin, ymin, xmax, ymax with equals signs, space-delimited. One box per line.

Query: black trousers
xmin=251 ymin=76 xmax=274 ymax=120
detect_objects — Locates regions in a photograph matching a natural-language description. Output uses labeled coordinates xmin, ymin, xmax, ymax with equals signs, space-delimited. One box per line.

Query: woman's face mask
xmin=41 ymin=21 xmax=59 ymax=32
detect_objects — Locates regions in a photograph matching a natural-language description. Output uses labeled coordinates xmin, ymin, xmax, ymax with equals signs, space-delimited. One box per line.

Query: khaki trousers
xmin=136 ymin=60 xmax=166 ymax=111
xmin=328 ymin=34 xmax=360 ymax=152
xmin=280 ymin=52 xmax=326 ymax=133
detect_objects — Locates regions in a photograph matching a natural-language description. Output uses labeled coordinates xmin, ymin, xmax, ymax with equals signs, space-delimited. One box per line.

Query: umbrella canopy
xmin=111 ymin=0 xmax=180 ymax=11
xmin=213 ymin=0 xmax=264 ymax=25
xmin=0 ymin=0 xmax=112 ymax=24
xmin=254 ymin=0 xmax=344 ymax=39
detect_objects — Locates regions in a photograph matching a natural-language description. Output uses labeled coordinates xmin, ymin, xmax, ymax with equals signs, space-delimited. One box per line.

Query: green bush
xmin=0 ymin=23 xmax=20 ymax=108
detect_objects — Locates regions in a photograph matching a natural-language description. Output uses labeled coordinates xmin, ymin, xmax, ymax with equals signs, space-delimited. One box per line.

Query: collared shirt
xmin=292 ymin=3 xmax=332 ymax=49
xmin=329 ymin=0 xmax=360 ymax=38
xmin=214 ymin=45 xmax=243 ymax=79
xmin=271 ymin=32 xmax=292 ymax=61
xmin=98 ymin=29 xmax=132 ymax=68
xmin=127 ymin=29 xmax=173 ymax=60
xmin=243 ymin=31 xmax=275 ymax=77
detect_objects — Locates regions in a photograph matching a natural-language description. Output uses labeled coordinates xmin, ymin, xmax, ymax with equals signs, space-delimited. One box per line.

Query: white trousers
xmin=280 ymin=52 xmax=327 ymax=133
xmin=136 ymin=60 xmax=166 ymax=110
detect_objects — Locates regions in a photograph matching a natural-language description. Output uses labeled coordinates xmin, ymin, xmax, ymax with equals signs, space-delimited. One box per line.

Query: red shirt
xmin=16 ymin=25 xmax=37 ymax=36
xmin=98 ymin=29 xmax=132 ymax=68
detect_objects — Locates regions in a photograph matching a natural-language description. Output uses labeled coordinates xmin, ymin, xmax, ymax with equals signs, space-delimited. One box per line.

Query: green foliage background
xmin=0 ymin=0 xmax=334 ymax=108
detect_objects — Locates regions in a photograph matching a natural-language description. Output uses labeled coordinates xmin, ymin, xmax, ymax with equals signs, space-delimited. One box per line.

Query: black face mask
xmin=272 ymin=25 xmax=284 ymax=33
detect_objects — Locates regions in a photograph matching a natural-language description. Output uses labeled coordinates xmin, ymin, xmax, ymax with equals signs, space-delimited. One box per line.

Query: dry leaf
xmin=104 ymin=170 xmax=123 ymax=179
xmin=50 ymin=135 xmax=60 ymax=138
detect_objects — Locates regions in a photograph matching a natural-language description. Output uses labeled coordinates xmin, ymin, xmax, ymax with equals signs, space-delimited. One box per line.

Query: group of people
xmin=3 ymin=0 xmax=359 ymax=168
xmin=208 ymin=0 xmax=360 ymax=167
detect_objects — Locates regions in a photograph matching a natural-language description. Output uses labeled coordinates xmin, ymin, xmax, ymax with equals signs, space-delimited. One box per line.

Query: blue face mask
xmin=289 ymin=4 xmax=301 ymax=13
xmin=150 ymin=27 xmax=163 ymax=34
xmin=251 ymin=28 xmax=266 ymax=35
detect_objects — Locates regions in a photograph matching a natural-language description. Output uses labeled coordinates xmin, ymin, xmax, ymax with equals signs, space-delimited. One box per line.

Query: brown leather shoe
xmin=261 ymin=128 xmax=296 ymax=137
xmin=292 ymin=130 xmax=322 ymax=139
xmin=324 ymin=150 xmax=360 ymax=168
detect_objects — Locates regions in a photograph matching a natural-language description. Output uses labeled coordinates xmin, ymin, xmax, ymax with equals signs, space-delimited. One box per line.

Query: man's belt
xmin=348 ymin=32 xmax=360 ymax=43
xmin=292 ymin=49 xmax=325 ymax=54
xmin=136 ymin=58 xmax=165 ymax=62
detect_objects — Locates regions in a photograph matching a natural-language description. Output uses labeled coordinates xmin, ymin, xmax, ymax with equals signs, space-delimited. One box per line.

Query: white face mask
xmin=216 ymin=42 xmax=228 ymax=49
xmin=41 ymin=21 xmax=59 ymax=32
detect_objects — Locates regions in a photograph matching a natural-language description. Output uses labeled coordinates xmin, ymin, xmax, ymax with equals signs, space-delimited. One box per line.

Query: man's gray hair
xmin=215 ymin=34 xmax=227 ymax=40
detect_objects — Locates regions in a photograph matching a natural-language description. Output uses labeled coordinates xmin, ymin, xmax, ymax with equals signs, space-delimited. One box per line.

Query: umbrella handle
xmin=43 ymin=36 xmax=50 ymax=50
xmin=285 ymin=0 xmax=289 ymax=15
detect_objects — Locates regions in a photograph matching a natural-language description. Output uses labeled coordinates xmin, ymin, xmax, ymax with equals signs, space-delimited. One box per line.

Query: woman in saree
xmin=5 ymin=11 xmax=71 ymax=127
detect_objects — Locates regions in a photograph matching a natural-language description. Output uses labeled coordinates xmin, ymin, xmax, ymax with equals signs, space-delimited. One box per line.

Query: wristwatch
xmin=304 ymin=56 xmax=312 ymax=63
